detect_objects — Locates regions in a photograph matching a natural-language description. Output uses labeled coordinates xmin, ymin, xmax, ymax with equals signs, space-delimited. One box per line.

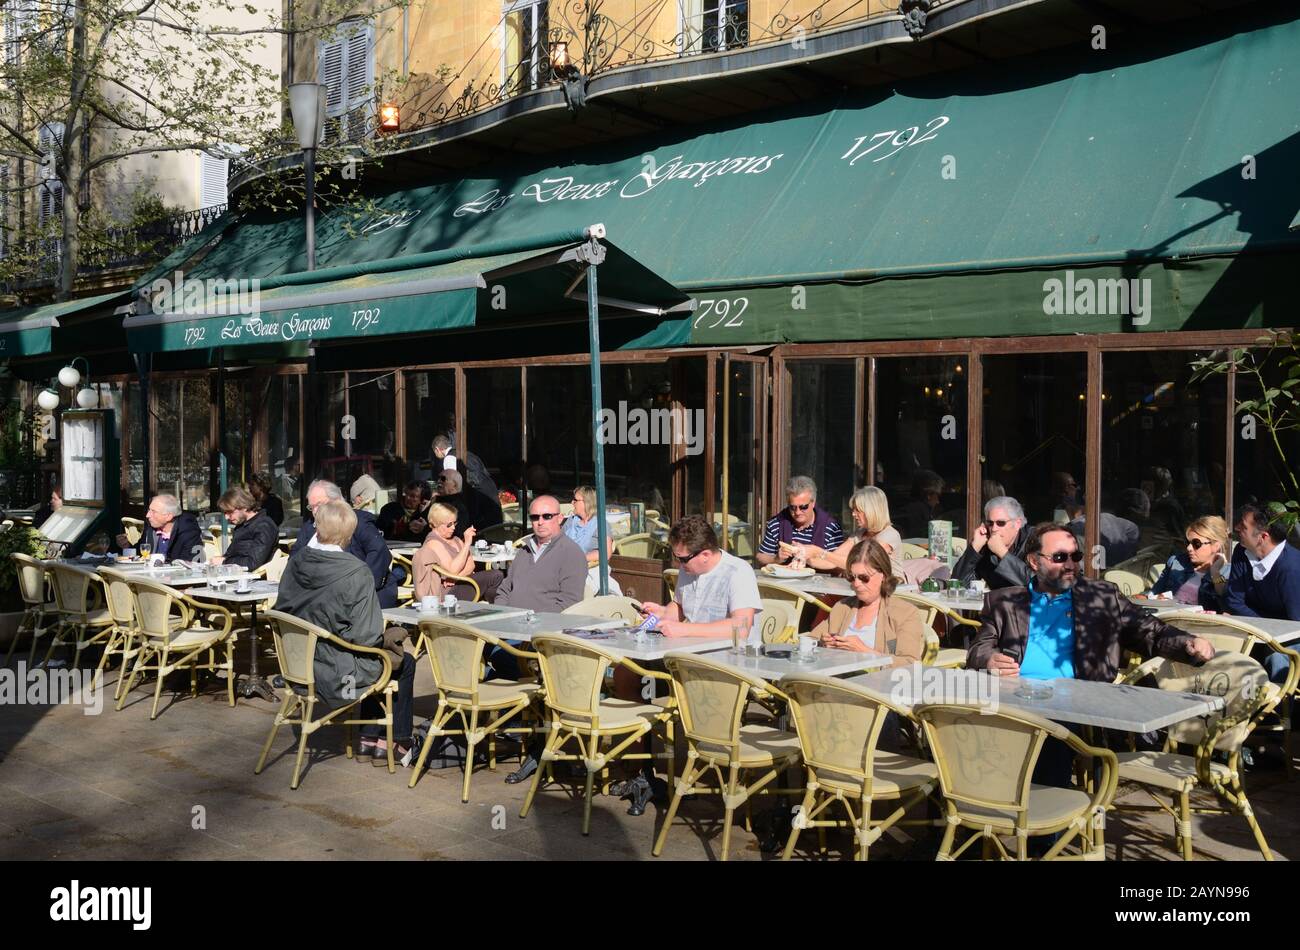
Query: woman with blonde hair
xmin=413 ymin=502 xmax=504 ymax=603
xmin=1147 ymin=514 xmax=1230 ymax=610
xmin=796 ymin=486 xmax=905 ymax=579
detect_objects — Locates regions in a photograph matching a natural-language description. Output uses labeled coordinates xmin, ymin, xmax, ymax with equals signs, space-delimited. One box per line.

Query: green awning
xmin=148 ymin=10 xmax=1299 ymax=346
xmin=125 ymin=231 xmax=690 ymax=353
xmin=0 ymin=290 xmax=130 ymax=359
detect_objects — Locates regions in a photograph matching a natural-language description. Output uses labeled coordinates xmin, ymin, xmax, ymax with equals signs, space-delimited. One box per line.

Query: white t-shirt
xmin=675 ymin=551 xmax=764 ymax=642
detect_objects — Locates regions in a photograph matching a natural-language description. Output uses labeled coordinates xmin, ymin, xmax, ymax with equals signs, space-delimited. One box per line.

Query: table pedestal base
xmin=236 ymin=673 xmax=279 ymax=703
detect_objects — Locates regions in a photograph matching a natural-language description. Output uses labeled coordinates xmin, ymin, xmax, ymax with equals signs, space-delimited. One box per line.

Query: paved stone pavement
xmin=1 ymin=654 xmax=1297 ymax=861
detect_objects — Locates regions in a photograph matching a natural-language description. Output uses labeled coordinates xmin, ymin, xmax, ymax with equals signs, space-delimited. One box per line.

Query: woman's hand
xmin=442 ymin=579 xmax=456 ymax=590
xmin=463 ymin=526 xmax=476 ymax=545
xmin=825 ymin=634 xmax=870 ymax=653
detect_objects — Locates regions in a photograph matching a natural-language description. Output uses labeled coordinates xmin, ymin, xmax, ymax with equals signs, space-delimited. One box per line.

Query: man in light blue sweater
xmin=1224 ymin=504 xmax=1300 ymax=681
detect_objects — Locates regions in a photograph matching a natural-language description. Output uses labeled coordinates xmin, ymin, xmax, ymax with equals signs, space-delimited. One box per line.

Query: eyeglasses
xmin=983 ymin=519 xmax=1011 ymax=528
xmin=849 ymin=571 xmax=882 ymax=585
xmin=1186 ymin=538 xmax=1215 ymax=550
xmin=675 ymin=549 xmax=706 ymax=565
xmin=788 ymin=502 xmax=813 ymax=513
xmin=1044 ymin=551 xmax=1083 ymax=564
xmin=528 ymin=512 xmax=560 ymax=522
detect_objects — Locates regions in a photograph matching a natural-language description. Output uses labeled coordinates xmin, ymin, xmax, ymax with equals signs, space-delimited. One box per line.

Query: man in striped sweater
xmin=755 ymin=475 xmax=844 ymax=567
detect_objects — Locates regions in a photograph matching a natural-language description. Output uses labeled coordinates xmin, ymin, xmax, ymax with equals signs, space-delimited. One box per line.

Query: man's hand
xmin=1186 ymin=637 xmax=1215 ymax=663
xmin=115 ymin=533 xmax=130 ymax=549
xmin=410 ymin=518 xmax=427 ymax=534
xmin=640 ymin=601 xmax=669 ymax=620
xmin=208 ymin=555 xmax=225 ymax=566
xmin=987 ymin=531 xmax=1010 ymax=558
xmin=660 ymin=620 xmax=688 ymax=638
xmin=970 ymin=523 xmax=989 ymax=553
xmin=986 ymin=651 xmax=1020 ymax=676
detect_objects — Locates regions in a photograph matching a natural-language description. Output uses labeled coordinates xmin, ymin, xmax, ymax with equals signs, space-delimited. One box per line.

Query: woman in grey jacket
xmin=274 ymin=500 xmax=415 ymax=764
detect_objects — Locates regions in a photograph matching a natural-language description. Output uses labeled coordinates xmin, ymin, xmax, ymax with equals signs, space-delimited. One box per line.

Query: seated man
xmin=377 ymin=480 xmax=433 ymax=543
xmin=1064 ymin=501 xmax=1140 ymax=568
xmin=1224 ymin=504 xmax=1300 ymax=681
xmin=116 ymin=494 xmax=202 ymax=563
xmin=952 ymin=495 xmax=1032 ymax=590
xmin=274 ymin=500 xmax=416 ymax=765
xmin=754 ymin=475 xmax=844 ymax=567
xmin=495 ymin=494 xmax=589 ymax=613
xmin=967 ymin=522 xmax=1214 ymax=786
xmin=293 ymin=480 xmax=398 ymax=608
xmin=209 ymin=487 xmax=278 ymax=571
xmin=642 ymin=515 xmax=763 ymax=640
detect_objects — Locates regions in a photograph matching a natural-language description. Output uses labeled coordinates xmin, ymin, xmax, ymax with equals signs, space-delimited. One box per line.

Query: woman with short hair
xmin=798 ymin=486 xmax=905 ymax=579
xmin=412 ymin=502 xmax=504 ymax=603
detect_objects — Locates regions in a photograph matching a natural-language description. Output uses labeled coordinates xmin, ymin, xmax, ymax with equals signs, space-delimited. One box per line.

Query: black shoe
xmin=623 ymin=775 xmax=653 ymax=817
xmin=505 ymin=754 xmax=539 ymax=784
xmin=271 ymin=675 xmax=285 ymax=688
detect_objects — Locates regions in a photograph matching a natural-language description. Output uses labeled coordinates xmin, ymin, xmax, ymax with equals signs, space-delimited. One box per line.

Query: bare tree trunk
xmin=56 ymin=1 xmax=90 ymax=301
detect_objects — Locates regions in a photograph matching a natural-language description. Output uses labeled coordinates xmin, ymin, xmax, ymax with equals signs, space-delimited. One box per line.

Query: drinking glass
xmin=730 ymin=620 xmax=747 ymax=655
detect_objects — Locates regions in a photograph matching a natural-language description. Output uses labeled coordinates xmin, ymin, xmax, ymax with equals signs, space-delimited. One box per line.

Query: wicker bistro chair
xmin=411 ymin=618 xmax=541 ymax=802
xmin=778 ymin=673 xmax=940 ymax=860
xmin=1103 ymin=570 xmax=1148 ymax=596
xmin=564 ymin=595 xmax=643 ymax=623
xmin=521 ymin=633 xmax=675 ymax=835
xmin=120 ymin=517 xmax=145 ymax=547
xmin=429 ymin=563 xmax=483 ymax=602
xmin=662 ymin=568 xmax=679 ymax=598
xmin=899 ymin=542 xmax=929 ymax=560
xmin=42 ymin=562 xmax=117 ymax=670
xmin=615 ymin=533 xmax=667 ymax=560
xmin=6 ymin=554 xmax=55 ymax=664
xmin=653 ymin=651 xmax=802 ymax=860
xmin=116 ymin=577 xmax=237 ymax=720
xmin=758 ymin=598 xmax=796 ymax=644
xmin=254 ymin=610 xmax=397 ymax=788
xmin=479 ymin=522 xmax=525 ymax=545
xmin=892 ymin=592 xmax=969 ymax=668
xmin=98 ymin=567 xmax=169 ymax=702
xmin=391 ymin=552 xmax=416 ymax=606
xmin=912 ymin=703 xmax=1118 ymax=861
xmin=1113 ymin=647 xmax=1298 ymax=860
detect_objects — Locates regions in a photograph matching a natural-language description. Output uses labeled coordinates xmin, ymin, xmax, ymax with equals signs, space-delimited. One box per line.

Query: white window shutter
xmin=344 ymin=23 xmax=373 ymax=112
xmin=318 ymin=37 xmax=344 ymax=117
xmin=200 ymin=151 xmax=228 ymax=208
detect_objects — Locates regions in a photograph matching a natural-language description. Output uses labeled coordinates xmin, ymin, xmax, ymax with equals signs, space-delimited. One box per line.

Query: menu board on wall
xmin=60 ymin=412 xmax=106 ymax=505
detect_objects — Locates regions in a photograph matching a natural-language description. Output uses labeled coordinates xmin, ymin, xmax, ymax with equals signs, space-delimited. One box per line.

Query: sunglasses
xmin=983 ymin=519 xmax=1011 ymax=528
xmin=1044 ymin=551 xmax=1083 ymax=564
xmin=849 ymin=571 xmax=882 ymax=585
xmin=788 ymin=502 xmax=813 ymax=513
xmin=528 ymin=512 xmax=560 ymax=522
xmin=675 ymin=549 xmax=706 ymax=565
xmin=1185 ymin=538 xmax=1215 ymax=550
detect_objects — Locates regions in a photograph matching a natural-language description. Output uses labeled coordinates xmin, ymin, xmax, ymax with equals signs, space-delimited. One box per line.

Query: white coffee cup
xmin=970 ymin=579 xmax=988 ymax=594
xmin=798 ymin=634 xmax=817 ymax=657
xmin=420 ymin=596 xmax=438 ymax=613
xmin=475 ymin=539 xmax=487 ymax=549
xmin=236 ymin=576 xmax=251 ymax=593
xmin=443 ymin=594 xmax=457 ymax=612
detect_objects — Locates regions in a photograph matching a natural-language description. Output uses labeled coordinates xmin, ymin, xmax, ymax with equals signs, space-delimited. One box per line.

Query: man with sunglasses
xmin=755 ymin=475 xmax=843 ymax=568
xmin=641 ymin=516 xmax=763 ymax=640
xmin=494 ymin=495 xmax=589 ymax=614
xmin=952 ymin=495 xmax=1032 ymax=590
xmin=969 ymin=523 xmax=1214 ymax=682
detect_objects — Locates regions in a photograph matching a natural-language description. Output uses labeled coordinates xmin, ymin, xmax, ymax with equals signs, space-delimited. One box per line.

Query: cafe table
xmin=385 ymin=540 xmax=421 ymax=554
xmin=706 ymin=645 xmax=894 ymax=682
xmin=1233 ymin=615 xmax=1300 ymax=645
xmin=847 ymin=667 xmax=1225 ymax=733
xmin=382 ymin=602 xmax=530 ymax=627
xmin=482 ymin=622 xmax=733 ymax=662
xmin=471 ymin=544 xmax=517 ymax=568
xmin=187 ymin=580 xmax=280 ymax=702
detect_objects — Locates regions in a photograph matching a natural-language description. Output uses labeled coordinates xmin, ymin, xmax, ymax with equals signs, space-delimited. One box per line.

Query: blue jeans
xmin=360 ymin=653 xmax=415 ymax=743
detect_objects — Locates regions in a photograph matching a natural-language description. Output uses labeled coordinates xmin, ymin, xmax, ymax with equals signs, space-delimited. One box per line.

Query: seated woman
xmin=273 ymin=500 xmax=417 ymax=765
xmin=412 ymin=502 xmax=504 ymax=603
xmin=1147 ymin=514 xmax=1230 ymax=611
xmin=563 ymin=484 xmax=619 ymax=593
xmin=810 ymin=538 xmax=924 ymax=668
xmin=795 ymin=486 xmax=905 ymax=580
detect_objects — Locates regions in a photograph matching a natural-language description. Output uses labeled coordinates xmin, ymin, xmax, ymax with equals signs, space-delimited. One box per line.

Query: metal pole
xmin=721 ymin=354 xmax=730 ymax=552
xmin=582 ymin=232 xmax=609 ymax=596
xmin=304 ymin=146 xmax=316 ymax=271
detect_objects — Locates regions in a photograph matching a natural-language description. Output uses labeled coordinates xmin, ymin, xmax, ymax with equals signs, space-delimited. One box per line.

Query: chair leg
xmin=936 ymin=807 xmax=957 ymax=861
xmin=40 ymin=623 xmax=62 ymax=666
xmin=150 ymin=659 xmax=168 ymax=720
xmin=582 ymin=749 xmax=597 ymax=837
xmin=116 ymin=649 xmax=146 ymax=711
xmin=652 ymin=757 xmax=699 ymax=857
xmin=290 ymin=720 xmax=312 ymax=790
xmin=5 ymin=612 xmax=30 ymax=663
xmin=384 ymin=693 xmax=395 ymax=775
xmin=520 ymin=726 xmax=563 ymax=819
xmin=461 ymin=708 xmax=479 ymax=803
xmin=1178 ymin=792 xmax=1193 ymax=861
xmin=782 ymin=785 xmax=817 ymax=861
xmin=256 ymin=692 xmax=294 ymax=774
xmin=226 ymin=642 xmax=236 ymax=707
xmin=1239 ymin=791 xmax=1273 ymax=861
xmin=719 ymin=762 xmax=741 ymax=862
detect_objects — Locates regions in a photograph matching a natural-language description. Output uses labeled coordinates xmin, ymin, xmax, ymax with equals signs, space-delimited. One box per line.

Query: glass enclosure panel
xmin=345 ymin=371 xmax=399 ymax=502
xmin=874 ymin=356 xmax=968 ymax=540
xmin=154 ymin=377 xmax=212 ymax=513
xmin=127 ymin=380 xmax=144 ymax=505
xmin=981 ymin=353 xmax=1087 ymax=528
xmin=714 ymin=359 xmax=761 ymax=557
xmin=404 ymin=369 xmax=456 ymax=485
xmin=526 ymin=365 xmax=594 ymax=503
xmin=1101 ymin=351 xmax=1227 ymax=570
xmin=258 ymin=375 xmax=302 ymax=521
xmin=786 ymin=360 xmax=856 ymax=526
xmin=680 ymin=357 xmax=707 ymax=522
xmin=465 ymin=367 xmax=522 ymax=515
xmin=1233 ymin=348 xmax=1300 ymax=535
xmin=313 ymin=372 xmax=348 ymax=490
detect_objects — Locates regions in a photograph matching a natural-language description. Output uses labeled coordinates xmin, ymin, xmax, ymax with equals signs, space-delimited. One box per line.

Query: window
xmin=465 ymin=367 xmax=522 ymax=512
xmin=37 ymin=121 xmax=64 ymax=227
xmin=503 ymin=0 xmax=549 ymax=94
xmin=199 ymin=151 xmax=228 ymax=209
xmin=679 ymin=0 xmax=748 ymax=54
xmin=155 ymin=377 xmax=213 ymax=512
xmin=786 ymin=360 xmax=857 ymax=525
xmin=0 ymin=163 xmax=8 ymax=258
xmin=318 ymin=20 xmax=374 ymax=142
xmin=404 ymin=369 xmax=455 ymax=485
xmin=4 ymin=0 xmax=34 ymax=66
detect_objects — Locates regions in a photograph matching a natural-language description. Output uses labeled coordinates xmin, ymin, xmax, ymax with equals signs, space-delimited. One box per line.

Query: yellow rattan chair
xmin=755 ymin=580 xmax=833 ymax=642
xmin=663 ymin=568 xmax=679 ymax=598
xmin=411 ymin=617 xmax=540 ymax=802
xmin=614 ymin=533 xmax=666 ymax=559
xmin=758 ymin=597 xmax=796 ymax=644
xmin=116 ymin=576 xmax=237 ymax=720
xmin=42 ymin=562 xmax=116 ymax=669
xmin=6 ymin=554 xmax=55 ymax=664
xmin=120 ymin=517 xmax=145 ymax=547
xmin=391 ymin=551 xmax=416 ymax=606
xmin=429 ymin=562 xmax=482 ymax=601
xmin=892 ymin=591 xmax=968 ymax=668
xmin=779 ymin=672 xmax=940 ymax=860
xmin=255 ymin=609 xmax=397 ymax=788
xmin=653 ymin=651 xmax=802 ymax=860
xmin=479 ymin=522 xmax=525 ymax=545
xmin=899 ymin=542 xmax=928 ymax=560
xmin=564 ymin=595 xmax=642 ymax=623
xmin=97 ymin=567 xmax=156 ymax=703
xmin=261 ymin=550 xmax=291 ymax=583
xmin=520 ymin=632 xmax=675 ymax=834
xmin=1113 ymin=646 xmax=1297 ymax=860
xmin=913 ymin=702 xmax=1118 ymax=861
xmin=1156 ymin=612 xmax=1261 ymax=655
xmin=1103 ymin=569 xmax=1147 ymax=596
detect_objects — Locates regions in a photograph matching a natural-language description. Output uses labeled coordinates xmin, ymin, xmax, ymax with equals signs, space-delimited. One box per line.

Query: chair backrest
xmin=11 ymin=553 xmax=48 ymax=607
xmin=758 ymin=598 xmax=795 ymax=643
xmin=755 ymin=579 xmax=825 ymax=619
xmin=419 ymin=617 xmax=496 ymax=697
xmin=97 ymin=567 xmax=138 ymax=627
xmin=899 ymin=542 xmax=928 ymax=560
xmin=121 ymin=517 xmax=145 ymax=546
xmin=663 ymin=568 xmax=679 ymax=597
xmin=478 ymin=522 xmax=525 ymax=545
xmin=913 ymin=703 xmax=1052 ymax=819
xmin=614 ymin=533 xmax=663 ymax=559
xmin=532 ymin=633 xmax=617 ymax=720
xmin=564 ymin=595 xmax=641 ymax=622
xmin=780 ymin=673 xmax=893 ymax=786
xmin=1154 ymin=652 xmax=1273 ymax=752
xmin=1157 ymin=612 xmax=1258 ymax=655
xmin=47 ymin=562 xmax=101 ymax=620
xmin=125 ymin=576 xmax=187 ymax=642
xmin=891 ymin=590 xmax=940 ymax=629
xmin=263 ymin=609 xmax=320 ymax=687
xmin=950 ymin=536 xmax=968 ymax=557
xmin=263 ymin=550 xmax=291 ymax=583
xmin=1103 ymin=569 xmax=1146 ymax=596
xmin=664 ymin=651 xmax=766 ymax=751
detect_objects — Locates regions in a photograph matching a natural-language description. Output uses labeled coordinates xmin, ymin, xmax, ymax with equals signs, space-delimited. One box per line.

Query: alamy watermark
xmin=888 ymin=665 xmax=1000 ymax=714
xmin=0 ymin=661 xmax=104 ymax=715
xmin=50 ymin=880 xmax=151 ymax=930
xmin=1043 ymin=270 xmax=1151 ymax=326
xmin=597 ymin=401 xmax=705 ymax=457
xmin=149 ymin=269 xmax=260 ymax=317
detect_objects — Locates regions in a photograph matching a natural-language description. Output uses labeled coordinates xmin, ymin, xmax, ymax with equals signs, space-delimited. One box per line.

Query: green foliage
xmin=0 ymin=524 xmax=44 ymax=610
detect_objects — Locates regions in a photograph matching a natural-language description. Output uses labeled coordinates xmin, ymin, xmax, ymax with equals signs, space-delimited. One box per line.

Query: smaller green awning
xmin=0 ymin=290 xmax=129 ymax=358
xmin=123 ymin=229 xmax=692 ymax=354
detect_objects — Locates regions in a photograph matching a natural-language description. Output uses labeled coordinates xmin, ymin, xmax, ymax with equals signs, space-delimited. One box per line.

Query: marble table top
xmin=847 ymin=667 xmax=1224 ymax=733
xmin=187 ymin=581 xmax=279 ymax=603
xmin=472 ymin=612 xmax=623 ymax=639
xmin=383 ymin=602 xmax=530 ymax=626
xmin=479 ymin=624 xmax=733 ymax=662
xmin=705 ymin=646 xmax=893 ymax=682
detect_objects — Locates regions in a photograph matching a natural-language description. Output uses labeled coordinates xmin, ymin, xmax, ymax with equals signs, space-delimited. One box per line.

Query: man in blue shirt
xmin=1225 ymin=503 xmax=1300 ymax=682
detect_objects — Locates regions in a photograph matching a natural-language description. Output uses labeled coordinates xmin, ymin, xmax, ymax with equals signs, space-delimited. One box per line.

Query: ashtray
xmin=763 ymin=646 xmax=793 ymax=659
xmin=1013 ymin=682 xmax=1055 ymax=701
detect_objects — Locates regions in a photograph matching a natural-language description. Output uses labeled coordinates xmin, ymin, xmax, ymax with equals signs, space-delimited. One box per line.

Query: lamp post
xmin=288 ymin=82 xmax=327 ymax=271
